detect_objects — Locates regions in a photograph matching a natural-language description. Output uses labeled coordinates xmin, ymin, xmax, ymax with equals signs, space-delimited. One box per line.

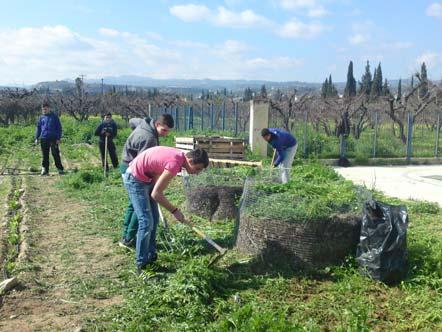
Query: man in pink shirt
xmin=123 ymin=146 xmax=209 ymax=272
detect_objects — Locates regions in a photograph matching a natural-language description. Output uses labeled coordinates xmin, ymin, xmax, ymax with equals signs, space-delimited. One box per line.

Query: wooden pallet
xmin=175 ymin=136 xmax=246 ymax=160
xmin=209 ymin=158 xmax=262 ymax=168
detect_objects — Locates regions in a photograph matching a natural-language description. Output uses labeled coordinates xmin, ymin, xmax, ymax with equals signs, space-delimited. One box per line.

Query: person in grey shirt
xmin=119 ymin=114 xmax=174 ymax=250
xmin=128 ymin=117 xmax=144 ymax=131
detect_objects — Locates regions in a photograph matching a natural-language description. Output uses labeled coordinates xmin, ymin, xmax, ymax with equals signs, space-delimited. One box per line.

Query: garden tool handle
xmin=270 ymin=148 xmax=276 ymax=167
xmin=104 ymin=135 xmax=108 ymax=177
xmin=190 ymin=225 xmax=227 ymax=254
xmin=158 ymin=205 xmax=169 ymax=230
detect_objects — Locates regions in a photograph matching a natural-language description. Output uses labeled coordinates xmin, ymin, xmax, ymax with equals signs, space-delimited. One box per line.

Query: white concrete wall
xmin=249 ymin=100 xmax=269 ymax=157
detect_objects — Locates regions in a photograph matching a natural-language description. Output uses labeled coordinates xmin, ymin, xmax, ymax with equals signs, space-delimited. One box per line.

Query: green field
xmin=0 ymin=118 xmax=441 ymax=331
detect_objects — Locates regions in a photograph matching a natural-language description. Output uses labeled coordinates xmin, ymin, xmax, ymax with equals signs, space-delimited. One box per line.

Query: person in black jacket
xmin=94 ymin=113 xmax=119 ymax=170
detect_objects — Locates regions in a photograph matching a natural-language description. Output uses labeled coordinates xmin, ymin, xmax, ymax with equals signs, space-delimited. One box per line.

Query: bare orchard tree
xmin=115 ymin=93 xmax=184 ymax=120
xmin=269 ymin=89 xmax=312 ymax=131
xmin=118 ymin=95 xmax=151 ymax=119
xmin=151 ymin=93 xmax=184 ymax=110
xmin=308 ymin=93 xmax=368 ymax=139
xmin=0 ymin=88 xmax=41 ymax=125
xmin=53 ymin=77 xmax=98 ymax=121
xmin=385 ymin=76 xmax=440 ymax=144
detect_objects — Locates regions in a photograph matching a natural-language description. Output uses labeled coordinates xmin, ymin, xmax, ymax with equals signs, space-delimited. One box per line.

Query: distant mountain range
xmin=33 ymin=75 xmax=325 ymax=94
xmin=9 ymin=75 xmax=414 ymax=94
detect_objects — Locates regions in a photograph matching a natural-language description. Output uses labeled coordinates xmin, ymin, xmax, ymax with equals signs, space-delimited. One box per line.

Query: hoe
xmin=158 ymin=207 xmax=227 ymax=267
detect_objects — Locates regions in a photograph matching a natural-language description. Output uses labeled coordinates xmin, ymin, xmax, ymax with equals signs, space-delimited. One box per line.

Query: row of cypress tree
xmin=321 ymin=61 xmax=429 ymax=99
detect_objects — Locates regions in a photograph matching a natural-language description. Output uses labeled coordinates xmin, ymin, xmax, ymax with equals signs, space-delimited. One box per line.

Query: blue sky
xmin=1 ymin=0 xmax=442 ymax=85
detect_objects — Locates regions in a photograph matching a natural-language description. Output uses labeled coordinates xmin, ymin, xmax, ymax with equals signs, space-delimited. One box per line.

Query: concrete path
xmin=335 ymin=165 xmax=442 ymax=206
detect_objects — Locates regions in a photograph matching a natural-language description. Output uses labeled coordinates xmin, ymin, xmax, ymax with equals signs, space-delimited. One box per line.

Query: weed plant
xmin=185 ymin=166 xmax=253 ymax=189
xmin=242 ymin=161 xmax=368 ymax=221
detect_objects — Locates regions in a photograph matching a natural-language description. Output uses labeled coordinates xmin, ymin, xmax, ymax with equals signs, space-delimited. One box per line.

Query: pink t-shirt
xmin=129 ymin=146 xmax=186 ymax=183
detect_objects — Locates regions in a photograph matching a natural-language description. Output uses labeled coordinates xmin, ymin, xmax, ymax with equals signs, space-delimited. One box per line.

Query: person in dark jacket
xmin=35 ymin=102 xmax=64 ymax=176
xmin=261 ymin=128 xmax=297 ymax=183
xmin=94 ymin=113 xmax=119 ymax=170
xmin=119 ymin=114 xmax=174 ymax=250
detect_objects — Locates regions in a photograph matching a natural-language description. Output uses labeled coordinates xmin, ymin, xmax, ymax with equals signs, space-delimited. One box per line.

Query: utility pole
xmin=79 ymin=74 xmax=86 ymax=97
xmin=101 ymin=78 xmax=104 ymax=96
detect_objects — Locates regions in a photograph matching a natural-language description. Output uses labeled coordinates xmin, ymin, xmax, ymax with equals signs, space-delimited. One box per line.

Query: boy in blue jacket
xmin=35 ymin=102 xmax=64 ymax=176
xmin=261 ymin=128 xmax=297 ymax=183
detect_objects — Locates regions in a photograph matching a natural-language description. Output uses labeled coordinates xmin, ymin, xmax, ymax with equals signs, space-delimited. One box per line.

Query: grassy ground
xmin=0 ymin=119 xmax=441 ymax=331
xmin=51 ymin=166 xmax=441 ymax=331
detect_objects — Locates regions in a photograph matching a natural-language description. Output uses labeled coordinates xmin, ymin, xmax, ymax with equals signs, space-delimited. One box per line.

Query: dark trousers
xmin=40 ymin=139 xmax=64 ymax=171
xmin=99 ymin=139 xmax=119 ymax=169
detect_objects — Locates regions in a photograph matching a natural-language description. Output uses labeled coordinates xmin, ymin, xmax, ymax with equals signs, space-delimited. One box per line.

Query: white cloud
xmin=0 ymin=26 xmax=180 ymax=84
xmin=348 ymin=33 xmax=368 ymax=45
xmin=278 ymin=19 xmax=327 ymax=39
xmin=169 ymin=4 xmax=211 ymax=22
xmin=214 ymin=6 xmax=272 ymax=27
xmin=279 ymin=0 xmax=328 ymax=17
xmin=426 ymin=3 xmax=442 ymax=18
xmin=0 ymin=25 xmax=305 ymax=84
xmin=279 ymin=0 xmax=317 ymax=10
xmin=211 ymin=40 xmax=250 ymax=57
xmin=169 ymin=4 xmax=328 ymax=38
xmin=416 ymin=52 xmax=442 ymax=68
xmin=99 ymin=28 xmax=120 ymax=37
xmin=171 ymin=40 xmax=208 ymax=48
xmin=170 ymin=4 xmax=271 ymax=28
xmin=347 ymin=21 xmax=374 ymax=46
xmin=144 ymin=32 xmax=164 ymax=41
xmin=308 ymin=6 xmax=327 ymax=18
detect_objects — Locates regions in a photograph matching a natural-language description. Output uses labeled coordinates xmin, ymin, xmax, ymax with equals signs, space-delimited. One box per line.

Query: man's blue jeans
xmin=122 ymin=172 xmax=159 ymax=267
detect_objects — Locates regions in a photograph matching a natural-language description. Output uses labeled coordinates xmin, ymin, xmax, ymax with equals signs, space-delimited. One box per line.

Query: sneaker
xmin=58 ymin=169 xmax=65 ymax=175
xmin=137 ymin=261 xmax=171 ymax=276
xmin=118 ymin=238 xmax=135 ymax=250
xmin=137 ymin=264 xmax=147 ymax=275
xmin=40 ymin=167 xmax=49 ymax=176
xmin=148 ymin=252 xmax=158 ymax=263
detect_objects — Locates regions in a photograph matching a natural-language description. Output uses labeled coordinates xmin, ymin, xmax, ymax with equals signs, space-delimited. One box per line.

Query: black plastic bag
xmin=356 ymin=200 xmax=408 ymax=284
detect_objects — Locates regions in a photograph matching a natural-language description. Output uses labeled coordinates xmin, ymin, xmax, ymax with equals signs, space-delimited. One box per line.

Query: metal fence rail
xmin=147 ymin=101 xmax=442 ymax=159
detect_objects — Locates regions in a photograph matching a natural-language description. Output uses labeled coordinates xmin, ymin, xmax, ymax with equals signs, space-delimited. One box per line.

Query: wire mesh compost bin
xmin=183 ymin=168 xmax=245 ymax=221
xmin=236 ymin=169 xmax=366 ymax=268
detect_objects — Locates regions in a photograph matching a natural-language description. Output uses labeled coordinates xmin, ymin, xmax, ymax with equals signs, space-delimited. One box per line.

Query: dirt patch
xmin=185 ymin=185 xmax=243 ymax=221
xmin=0 ymin=176 xmax=125 ymax=331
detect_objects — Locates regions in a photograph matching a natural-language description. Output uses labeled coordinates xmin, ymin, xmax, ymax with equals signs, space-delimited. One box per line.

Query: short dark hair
xmin=158 ymin=114 xmax=174 ymax=128
xmin=261 ymin=128 xmax=271 ymax=137
xmin=186 ymin=148 xmax=209 ymax=168
xmin=42 ymin=101 xmax=50 ymax=108
xmin=105 ymin=112 xmax=112 ymax=117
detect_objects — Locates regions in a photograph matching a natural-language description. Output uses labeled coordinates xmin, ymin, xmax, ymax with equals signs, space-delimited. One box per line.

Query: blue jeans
xmin=123 ymin=172 xmax=159 ymax=267
xmin=279 ymin=144 xmax=298 ymax=183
